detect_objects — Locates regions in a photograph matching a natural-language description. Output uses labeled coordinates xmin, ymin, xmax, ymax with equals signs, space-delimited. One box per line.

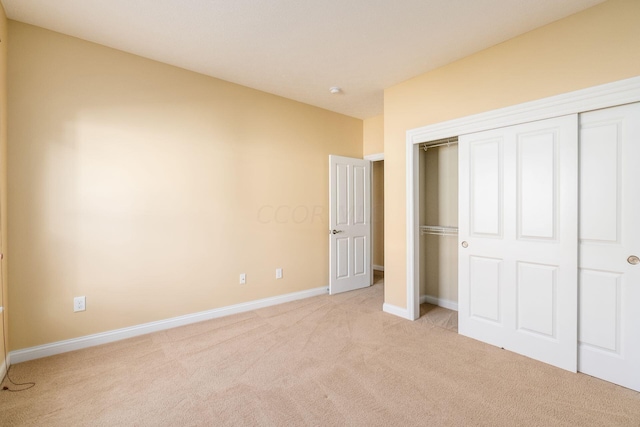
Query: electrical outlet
xmin=74 ymin=296 xmax=86 ymax=312
xmin=276 ymin=268 xmax=283 ymax=279
xmin=239 ymin=273 xmax=246 ymax=284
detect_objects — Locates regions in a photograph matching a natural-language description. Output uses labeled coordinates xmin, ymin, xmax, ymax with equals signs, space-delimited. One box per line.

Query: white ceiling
xmin=2 ymin=0 xmax=605 ymax=119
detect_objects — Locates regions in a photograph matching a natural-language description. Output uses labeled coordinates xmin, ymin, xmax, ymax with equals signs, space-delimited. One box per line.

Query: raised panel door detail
xmin=580 ymin=122 xmax=620 ymax=244
xmin=517 ymin=262 xmax=557 ymax=338
xmin=336 ymin=163 xmax=349 ymax=226
xmin=470 ymin=139 xmax=503 ymax=237
xmin=353 ymin=165 xmax=366 ymax=225
xmin=336 ymin=237 xmax=349 ymax=279
xmin=469 ymin=256 xmax=502 ymax=323
xmin=579 ymin=269 xmax=620 ymax=353
xmin=517 ymin=131 xmax=557 ymax=240
xmin=354 ymin=236 xmax=366 ymax=275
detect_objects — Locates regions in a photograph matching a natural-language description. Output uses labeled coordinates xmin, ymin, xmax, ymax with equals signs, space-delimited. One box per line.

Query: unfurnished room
xmin=0 ymin=0 xmax=639 ymax=425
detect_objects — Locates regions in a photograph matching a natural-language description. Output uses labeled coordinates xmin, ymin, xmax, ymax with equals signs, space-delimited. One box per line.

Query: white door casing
xmin=458 ymin=115 xmax=578 ymax=372
xmin=578 ymin=103 xmax=640 ymax=392
xmin=329 ymin=155 xmax=372 ymax=295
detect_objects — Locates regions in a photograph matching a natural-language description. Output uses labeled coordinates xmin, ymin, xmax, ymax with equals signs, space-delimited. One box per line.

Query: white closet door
xmin=459 ymin=115 xmax=578 ymax=372
xmin=578 ymin=103 xmax=640 ymax=392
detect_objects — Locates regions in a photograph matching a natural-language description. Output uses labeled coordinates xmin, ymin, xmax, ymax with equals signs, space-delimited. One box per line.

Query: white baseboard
xmin=420 ymin=295 xmax=458 ymax=311
xmin=382 ymin=303 xmax=414 ymax=321
xmin=373 ymin=265 xmax=384 ymax=272
xmin=10 ymin=286 xmax=329 ymax=364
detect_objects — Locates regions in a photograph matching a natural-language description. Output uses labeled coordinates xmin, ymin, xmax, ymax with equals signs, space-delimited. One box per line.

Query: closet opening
xmin=417 ymin=137 xmax=458 ymax=331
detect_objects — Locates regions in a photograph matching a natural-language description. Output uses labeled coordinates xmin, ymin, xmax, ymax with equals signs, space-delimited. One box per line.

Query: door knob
xmin=331 ymin=230 xmax=344 ymax=235
xmin=461 ymin=241 xmax=468 ymax=248
xmin=628 ymin=255 xmax=640 ymax=265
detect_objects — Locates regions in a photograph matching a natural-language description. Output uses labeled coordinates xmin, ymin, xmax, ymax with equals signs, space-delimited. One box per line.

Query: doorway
xmin=371 ymin=159 xmax=384 ymax=285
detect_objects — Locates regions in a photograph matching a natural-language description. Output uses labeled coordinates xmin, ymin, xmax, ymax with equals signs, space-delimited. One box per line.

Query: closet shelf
xmin=420 ymin=225 xmax=458 ymax=236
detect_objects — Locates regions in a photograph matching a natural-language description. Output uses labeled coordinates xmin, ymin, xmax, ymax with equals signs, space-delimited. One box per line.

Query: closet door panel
xmin=579 ymin=103 xmax=640 ymax=392
xmin=459 ymin=115 xmax=577 ymax=372
xmin=516 ymin=262 xmax=557 ymax=338
xmin=580 ymin=123 xmax=619 ymax=243
xmin=579 ymin=269 xmax=620 ymax=352
xmin=469 ymin=256 xmax=502 ymax=323
xmin=517 ymin=131 xmax=557 ymax=240
xmin=469 ymin=139 xmax=503 ymax=237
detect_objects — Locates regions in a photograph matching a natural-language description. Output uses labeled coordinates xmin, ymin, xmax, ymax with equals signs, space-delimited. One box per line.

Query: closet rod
xmin=422 ymin=137 xmax=458 ymax=151
xmin=420 ymin=225 xmax=458 ymax=236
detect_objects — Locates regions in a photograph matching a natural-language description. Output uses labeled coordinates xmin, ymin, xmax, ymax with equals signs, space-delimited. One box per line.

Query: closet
xmin=411 ymin=93 xmax=640 ymax=392
xmin=419 ymin=139 xmax=458 ymax=312
xmin=457 ymin=104 xmax=640 ymax=391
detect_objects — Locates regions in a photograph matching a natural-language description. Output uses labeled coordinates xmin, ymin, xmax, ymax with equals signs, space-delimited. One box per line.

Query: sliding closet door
xmin=579 ymin=103 xmax=640 ymax=392
xmin=458 ymin=115 xmax=578 ymax=372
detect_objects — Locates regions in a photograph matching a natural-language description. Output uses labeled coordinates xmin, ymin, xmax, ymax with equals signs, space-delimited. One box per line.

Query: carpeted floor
xmin=1 ymin=275 xmax=639 ymax=426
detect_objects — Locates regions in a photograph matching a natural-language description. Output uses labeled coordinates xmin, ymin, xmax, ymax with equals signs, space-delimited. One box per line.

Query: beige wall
xmin=363 ymin=114 xmax=383 ymax=156
xmin=384 ymin=0 xmax=640 ymax=308
xmin=372 ymin=161 xmax=384 ymax=268
xmin=7 ymin=22 xmax=363 ymax=350
xmin=0 ymin=4 xmax=7 ymax=365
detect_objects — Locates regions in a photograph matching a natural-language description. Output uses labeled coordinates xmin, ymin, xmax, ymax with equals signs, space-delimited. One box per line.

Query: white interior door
xmin=329 ymin=155 xmax=371 ymax=295
xmin=578 ymin=103 xmax=640 ymax=392
xmin=458 ymin=115 xmax=578 ymax=372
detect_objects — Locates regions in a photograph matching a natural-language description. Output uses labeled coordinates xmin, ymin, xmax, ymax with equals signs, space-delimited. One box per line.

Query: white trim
xmin=408 ymin=141 xmax=420 ymax=320
xmin=364 ymin=153 xmax=384 ymax=161
xmin=0 ymin=358 xmax=7 ymax=381
xmin=382 ymin=303 xmax=413 ymax=320
xmin=9 ymin=286 xmax=328 ymax=364
xmin=408 ymin=76 xmax=640 ymax=145
xmin=405 ymin=76 xmax=640 ymax=321
xmin=420 ymin=295 xmax=458 ymax=312
xmin=373 ymin=264 xmax=385 ymax=271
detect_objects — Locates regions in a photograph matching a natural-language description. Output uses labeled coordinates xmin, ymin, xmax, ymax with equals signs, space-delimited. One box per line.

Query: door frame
xmin=394 ymin=76 xmax=640 ymax=321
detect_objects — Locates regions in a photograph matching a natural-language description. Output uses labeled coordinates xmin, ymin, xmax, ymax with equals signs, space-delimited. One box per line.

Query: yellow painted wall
xmin=7 ymin=22 xmax=362 ymax=350
xmin=384 ymin=0 xmax=640 ymax=308
xmin=363 ymin=114 xmax=383 ymax=156
xmin=0 ymin=4 xmax=8 ymax=365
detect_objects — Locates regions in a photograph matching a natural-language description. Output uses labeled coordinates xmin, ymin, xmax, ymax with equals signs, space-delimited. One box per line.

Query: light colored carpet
xmin=418 ymin=302 xmax=458 ymax=332
xmin=1 ymin=277 xmax=639 ymax=426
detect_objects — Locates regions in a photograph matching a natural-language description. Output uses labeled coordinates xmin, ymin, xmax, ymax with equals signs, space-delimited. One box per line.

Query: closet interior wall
xmin=419 ymin=144 xmax=459 ymax=308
